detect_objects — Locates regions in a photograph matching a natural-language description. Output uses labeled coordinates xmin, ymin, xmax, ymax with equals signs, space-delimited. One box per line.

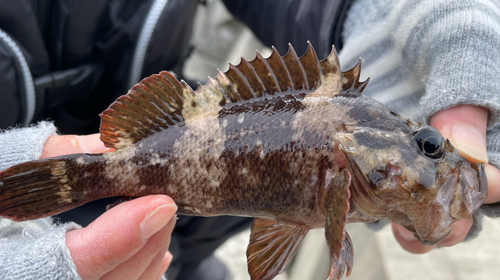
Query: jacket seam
xmin=0 ymin=29 xmax=36 ymax=126
xmin=129 ymin=0 xmax=170 ymax=88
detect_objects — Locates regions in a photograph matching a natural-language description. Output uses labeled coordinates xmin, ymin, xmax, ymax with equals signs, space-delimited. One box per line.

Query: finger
xmin=392 ymin=219 xmax=473 ymax=253
xmin=430 ymin=105 xmax=488 ymax=163
xmin=431 ymin=106 xmax=500 ymax=203
xmin=391 ymin=223 xmax=435 ymax=254
xmin=41 ymin=134 xmax=113 ymax=158
xmin=484 ymin=164 xmax=500 ymax=203
xmin=66 ymin=195 xmax=177 ymax=280
xmin=101 ymin=218 xmax=175 ymax=280
xmin=435 ymin=219 xmax=473 ymax=246
xmin=137 ymin=243 xmax=172 ymax=280
xmin=158 ymin=251 xmax=173 ymax=279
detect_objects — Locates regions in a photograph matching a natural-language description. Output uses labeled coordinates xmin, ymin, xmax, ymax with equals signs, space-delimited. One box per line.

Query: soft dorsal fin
xmin=99 ymin=42 xmax=367 ymax=150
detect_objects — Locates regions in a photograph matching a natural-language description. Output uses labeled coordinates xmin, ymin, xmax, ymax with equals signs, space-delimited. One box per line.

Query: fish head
xmin=336 ymin=124 xmax=487 ymax=245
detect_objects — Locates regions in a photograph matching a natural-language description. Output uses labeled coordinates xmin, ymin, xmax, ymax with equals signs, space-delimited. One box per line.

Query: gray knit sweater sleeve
xmin=340 ymin=0 xmax=500 ymax=238
xmin=0 ymin=220 xmax=81 ymax=280
xmin=0 ymin=122 xmax=57 ymax=170
xmin=0 ymin=122 xmax=82 ymax=280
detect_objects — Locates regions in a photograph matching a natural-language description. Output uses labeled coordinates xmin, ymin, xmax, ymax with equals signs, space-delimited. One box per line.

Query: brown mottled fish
xmin=0 ymin=43 xmax=488 ymax=280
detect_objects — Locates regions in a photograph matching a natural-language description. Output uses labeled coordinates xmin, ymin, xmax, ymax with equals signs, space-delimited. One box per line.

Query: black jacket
xmin=0 ymin=0 xmax=352 ymax=134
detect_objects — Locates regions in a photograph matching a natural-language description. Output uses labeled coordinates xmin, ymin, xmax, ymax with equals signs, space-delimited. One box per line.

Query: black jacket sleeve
xmin=222 ymin=0 xmax=354 ymax=58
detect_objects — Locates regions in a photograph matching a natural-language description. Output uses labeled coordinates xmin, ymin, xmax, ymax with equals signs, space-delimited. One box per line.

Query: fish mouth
xmin=414 ymin=162 xmax=487 ymax=245
xmin=449 ymin=162 xmax=487 ymax=220
xmin=415 ymin=227 xmax=453 ymax=245
xmin=407 ymin=207 xmax=456 ymax=245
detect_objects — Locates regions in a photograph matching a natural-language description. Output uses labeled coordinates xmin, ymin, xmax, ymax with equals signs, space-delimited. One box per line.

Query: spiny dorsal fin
xmin=342 ymin=58 xmax=369 ymax=92
xmin=100 ymin=42 xmax=367 ymax=150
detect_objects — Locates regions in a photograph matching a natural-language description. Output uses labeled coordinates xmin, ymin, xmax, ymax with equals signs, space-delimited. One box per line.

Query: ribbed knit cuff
xmin=0 ymin=122 xmax=57 ymax=171
xmin=0 ymin=221 xmax=82 ymax=280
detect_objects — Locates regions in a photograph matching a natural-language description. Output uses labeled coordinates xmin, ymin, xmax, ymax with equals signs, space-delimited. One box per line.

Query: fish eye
xmin=413 ymin=127 xmax=445 ymax=159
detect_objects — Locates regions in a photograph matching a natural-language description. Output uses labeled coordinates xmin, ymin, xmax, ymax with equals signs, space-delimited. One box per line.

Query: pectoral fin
xmin=323 ymin=169 xmax=353 ymax=280
xmin=246 ymin=218 xmax=309 ymax=280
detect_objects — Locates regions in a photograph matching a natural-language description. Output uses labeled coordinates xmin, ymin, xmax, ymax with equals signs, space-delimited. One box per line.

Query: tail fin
xmin=0 ymin=158 xmax=89 ymax=221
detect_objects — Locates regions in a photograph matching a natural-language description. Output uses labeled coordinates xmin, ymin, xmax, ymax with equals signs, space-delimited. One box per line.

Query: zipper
xmin=0 ymin=29 xmax=35 ymax=126
xmin=129 ymin=0 xmax=170 ymax=88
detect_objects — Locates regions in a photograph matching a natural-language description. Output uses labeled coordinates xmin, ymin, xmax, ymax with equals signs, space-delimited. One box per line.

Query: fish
xmin=0 ymin=42 xmax=488 ymax=280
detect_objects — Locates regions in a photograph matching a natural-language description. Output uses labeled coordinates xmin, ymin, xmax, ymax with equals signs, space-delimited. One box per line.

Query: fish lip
xmin=472 ymin=162 xmax=488 ymax=208
xmin=413 ymin=219 xmax=455 ymax=245
xmin=415 ymin=232 xmax=451 ymax=245
xmin=449 ymin=162 xmax=488 ymax=220
xmin=411 ymin=160 xmax=486 ymax=245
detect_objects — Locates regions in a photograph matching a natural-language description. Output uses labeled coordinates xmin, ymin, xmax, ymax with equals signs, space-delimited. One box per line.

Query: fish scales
xmin=0 ymin=43 xmax=488 ymax=280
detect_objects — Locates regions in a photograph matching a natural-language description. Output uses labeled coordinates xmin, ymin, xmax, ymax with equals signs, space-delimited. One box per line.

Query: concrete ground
xmin=214 ymin=217 xmax=500 ymax=280
xmin=184 ymin=1 xmax=500 ymax=279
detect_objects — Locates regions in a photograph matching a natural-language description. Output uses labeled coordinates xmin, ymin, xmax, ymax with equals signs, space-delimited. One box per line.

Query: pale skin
xmin=41 ymin=135 xmax=177 ymax=280
xmin=42 ymin=104 xmax=500 ymax=274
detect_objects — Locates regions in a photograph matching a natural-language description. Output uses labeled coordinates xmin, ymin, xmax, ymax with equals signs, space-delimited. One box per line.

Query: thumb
xmin=430 ymin=105 xmax=488 ymax=163
xmin=66 ymin=195 xmax=177 ymax=280
xmin=431 ymin=105 xmax=500 ymax=203
xmin=41 ymin=134 xmax=113 ymax=158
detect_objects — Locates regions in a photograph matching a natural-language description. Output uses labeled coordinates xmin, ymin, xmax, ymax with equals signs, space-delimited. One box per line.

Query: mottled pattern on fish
xmin=0 ymin=43 xmax=488 ymax=280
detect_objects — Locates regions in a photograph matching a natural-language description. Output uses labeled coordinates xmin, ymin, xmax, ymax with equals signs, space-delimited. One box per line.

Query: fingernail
xmin=141 ymin=203 xmax=177 ymax=240
xmin=396 ymin=225 xmax=417 ymax=242
xmin=76 ymin=134 xmax=110 ymax=153
xmin=451 ymin=122 xmax=488 ymax=163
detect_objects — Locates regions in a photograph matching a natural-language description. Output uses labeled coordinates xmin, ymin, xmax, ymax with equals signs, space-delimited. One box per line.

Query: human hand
xmin=41 ymin=133 xmax=114 ymax=158
xmin=42 ymin=134 xmax=177 ymax=280
xmin=392 ymin=105 xmax=500 ymax=253
xmin=66 ymin=195 xmax=176 ymax=280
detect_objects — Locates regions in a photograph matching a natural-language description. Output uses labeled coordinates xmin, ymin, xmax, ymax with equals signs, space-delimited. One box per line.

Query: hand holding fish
xmin=41 ymin=135 xmax=177 ymax=280
xmin=393 ymin=105 xmax=500 ymax=253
